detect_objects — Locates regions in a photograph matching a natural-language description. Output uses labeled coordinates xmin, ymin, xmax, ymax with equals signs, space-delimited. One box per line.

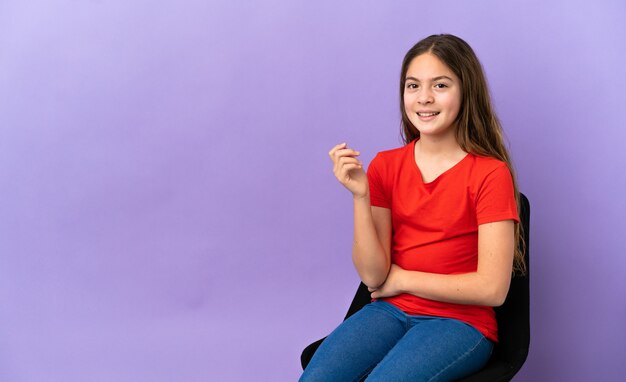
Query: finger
xmin=328 ymin=143 xmax=348 ymax=158
xmin=331 ymin=149 xmax=361 ymax=165
xmin=336 ymin=163 xmax=363 ymax=178
xmin=338 ymin=156 xmax=362 ymax=166
xmin=334 ymin=157 xmax=363 ymax=175
xmin=334 ymin=148 xmax=361 ymax=159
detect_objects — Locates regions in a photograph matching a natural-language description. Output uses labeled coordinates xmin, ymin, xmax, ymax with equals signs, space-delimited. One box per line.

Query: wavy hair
xmin=399 ymin=34 xmax=526 ymax=275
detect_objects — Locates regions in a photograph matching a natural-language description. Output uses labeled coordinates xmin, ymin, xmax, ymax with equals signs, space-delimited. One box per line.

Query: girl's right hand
xmin=329 ymin=143 xmax=369 ymax=199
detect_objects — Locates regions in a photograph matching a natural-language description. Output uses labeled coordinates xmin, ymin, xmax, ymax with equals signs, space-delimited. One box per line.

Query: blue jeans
xmin=300 ymin=301 xmax=493 ymax=382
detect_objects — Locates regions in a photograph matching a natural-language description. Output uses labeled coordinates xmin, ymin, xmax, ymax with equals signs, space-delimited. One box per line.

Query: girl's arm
xmin=352 ymin=198 xmax=392 ymax=289
xmin=329 ymin=143 xmax=392 ymax=289
xmin=370 ymin=220 xmax=515 ymax=307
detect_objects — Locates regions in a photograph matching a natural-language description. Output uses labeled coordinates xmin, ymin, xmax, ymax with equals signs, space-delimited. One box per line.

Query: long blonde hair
xmin=399 ymin=34 xmax=526 ymax=275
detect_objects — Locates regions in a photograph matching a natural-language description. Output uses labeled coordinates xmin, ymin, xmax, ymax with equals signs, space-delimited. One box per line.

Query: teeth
xmin=418 ymin=112 xmax=439 ymax=117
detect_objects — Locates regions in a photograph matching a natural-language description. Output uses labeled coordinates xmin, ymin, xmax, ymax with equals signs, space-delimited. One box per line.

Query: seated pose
xmin=300 ymin=34 xmax=525 ymax=382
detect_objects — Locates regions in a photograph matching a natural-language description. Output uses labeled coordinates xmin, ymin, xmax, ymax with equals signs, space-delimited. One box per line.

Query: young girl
xmin=300 ymin=34 xmax=525 ymax=381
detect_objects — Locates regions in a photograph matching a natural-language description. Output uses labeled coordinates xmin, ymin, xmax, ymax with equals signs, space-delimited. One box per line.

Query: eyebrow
xmin=405 ymin=75 xmax=454 ymax=82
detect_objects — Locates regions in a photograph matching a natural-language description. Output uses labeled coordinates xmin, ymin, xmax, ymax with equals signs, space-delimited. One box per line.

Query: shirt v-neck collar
xmin=410 ymin=139 xmax=471 ymax=186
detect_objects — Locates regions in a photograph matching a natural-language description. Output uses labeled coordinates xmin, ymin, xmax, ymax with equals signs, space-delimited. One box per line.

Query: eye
xmin=406 ymin=83 xmax=418 ymax=89
xmin=434 ymin=83 xmax=448 ymax=89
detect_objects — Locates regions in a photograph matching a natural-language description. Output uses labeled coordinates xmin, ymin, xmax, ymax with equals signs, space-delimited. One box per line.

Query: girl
xmin=299 ymin=34 xmax=525 ymax=381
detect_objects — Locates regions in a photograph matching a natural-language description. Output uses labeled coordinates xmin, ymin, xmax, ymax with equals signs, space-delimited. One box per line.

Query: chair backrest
xmin=490 ymin=193 xmax=530 ymax=365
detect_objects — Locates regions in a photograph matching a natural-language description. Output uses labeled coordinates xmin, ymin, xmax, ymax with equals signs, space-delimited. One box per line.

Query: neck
xmin=416 ymin=130 xmax=463 ymax=158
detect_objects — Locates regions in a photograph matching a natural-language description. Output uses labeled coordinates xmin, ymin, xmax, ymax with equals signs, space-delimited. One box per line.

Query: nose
xmin=417 ymin=88 xmax=434 ymax=104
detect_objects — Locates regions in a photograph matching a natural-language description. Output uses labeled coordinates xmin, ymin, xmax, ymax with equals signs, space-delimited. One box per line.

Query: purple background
xmin=1 ymin=1 xmax=625 ymax=381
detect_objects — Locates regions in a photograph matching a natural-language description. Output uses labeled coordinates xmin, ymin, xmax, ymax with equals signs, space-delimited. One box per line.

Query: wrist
xmin=396 ymin=267 xmax=408 ymax=294
xmin=352 ymin=192 xmax=370 ymax=202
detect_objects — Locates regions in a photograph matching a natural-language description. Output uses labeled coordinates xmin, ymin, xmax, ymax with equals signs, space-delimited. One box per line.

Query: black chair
xmin=301 ymin=193 xmax=530 ymax=381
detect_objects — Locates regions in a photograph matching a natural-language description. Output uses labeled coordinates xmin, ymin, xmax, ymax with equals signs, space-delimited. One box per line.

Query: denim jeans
xmin=300 ymin=301 xmax=493 ymax=382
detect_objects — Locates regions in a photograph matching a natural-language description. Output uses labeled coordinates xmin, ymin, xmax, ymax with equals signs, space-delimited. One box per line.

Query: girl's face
xmin=403 ymin=53 xmax=462 ymax=139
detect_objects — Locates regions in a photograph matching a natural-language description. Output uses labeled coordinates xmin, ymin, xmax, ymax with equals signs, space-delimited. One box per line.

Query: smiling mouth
xmin=417 ymin=112 xmax=440 ymax=117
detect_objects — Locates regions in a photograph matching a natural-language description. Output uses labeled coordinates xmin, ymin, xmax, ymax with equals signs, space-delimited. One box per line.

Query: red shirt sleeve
xmin=367 ymin=153 xmax=391 ymax=209
xmin=475 ymin=163 xmax=520 ymax=225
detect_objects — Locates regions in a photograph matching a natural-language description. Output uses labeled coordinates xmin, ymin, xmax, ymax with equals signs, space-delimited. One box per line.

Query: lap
xmin=300 ymin=301 xmax=493 ymax=382
xmin=366 ymin=313 xmax=493 ymax=381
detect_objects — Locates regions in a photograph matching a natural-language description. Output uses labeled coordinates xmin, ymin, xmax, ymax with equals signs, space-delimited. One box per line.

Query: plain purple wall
xmin=1 ymin=0 xmax=625 ymax=381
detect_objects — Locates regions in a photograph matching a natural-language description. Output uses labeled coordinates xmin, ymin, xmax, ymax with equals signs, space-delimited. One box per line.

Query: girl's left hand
xmin=369 ymin=264 xmax=405 ymax=299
